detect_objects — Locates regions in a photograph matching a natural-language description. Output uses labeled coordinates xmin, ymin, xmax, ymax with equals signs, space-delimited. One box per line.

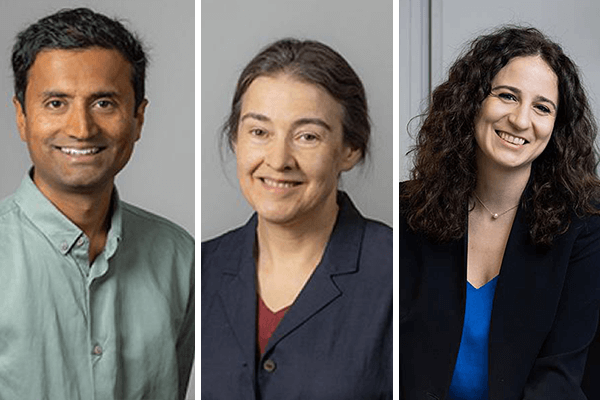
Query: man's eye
xmin=96 ymin=100 xmax=113 ymax=108
xmin=47 ymin=100 xmax=64 ymax=109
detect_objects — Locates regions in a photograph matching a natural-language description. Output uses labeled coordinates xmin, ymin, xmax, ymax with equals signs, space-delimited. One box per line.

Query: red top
xmin=257 ymin=296 xmax=290 ymax=355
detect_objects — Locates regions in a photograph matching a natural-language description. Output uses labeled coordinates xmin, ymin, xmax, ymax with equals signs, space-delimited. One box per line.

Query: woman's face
xmin=474 ymin=55 xmax=559 ymax=173
xmin=235 ymin=73 xmax=360 ymax=226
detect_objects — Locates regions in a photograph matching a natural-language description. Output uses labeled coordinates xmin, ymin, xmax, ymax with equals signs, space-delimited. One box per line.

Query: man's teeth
xmin=263 ymin=178 xmax=297 ymax=188
xmin=60 ymin=147 xmax=100 ymax=155
xmin=497 ymin=131 xmax=526 ymax=145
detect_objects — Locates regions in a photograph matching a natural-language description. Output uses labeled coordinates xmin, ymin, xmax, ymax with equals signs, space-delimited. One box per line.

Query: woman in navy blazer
xmin=201 ymin=39 xmax=392 ymax=399
xmin=399 ymin=26 xmax=600 ymax=399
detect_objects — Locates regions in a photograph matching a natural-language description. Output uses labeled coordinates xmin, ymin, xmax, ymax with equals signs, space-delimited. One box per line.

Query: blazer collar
xmin=265 ymin=192 xmax=366 ymax=354
xmin=488 ymin=203 xmax=555 ymax=397
xmin=217 ymin=191 xmax=367 ymax=361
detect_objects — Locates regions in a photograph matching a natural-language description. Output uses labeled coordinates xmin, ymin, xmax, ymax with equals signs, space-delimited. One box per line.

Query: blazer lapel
xmin=218 ymin=216 xmax=259 ymax=371
xmin=264 ymin=192 xmax=364 ymax=354
xmin=489 ymin=206 xmax=557 ymax=397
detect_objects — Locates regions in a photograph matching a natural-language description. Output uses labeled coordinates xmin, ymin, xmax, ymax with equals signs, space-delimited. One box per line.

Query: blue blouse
xmin=448 ymin=276 xmax=498 ymax=400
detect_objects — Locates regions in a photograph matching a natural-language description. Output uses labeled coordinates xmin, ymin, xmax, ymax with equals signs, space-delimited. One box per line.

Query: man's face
xmin=14 ymin=47 xmax=147 ymax=196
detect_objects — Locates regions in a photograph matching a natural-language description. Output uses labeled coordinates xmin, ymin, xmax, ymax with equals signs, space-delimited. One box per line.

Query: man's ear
xmin=13 ymin=96 xmax=27 ymax=142
xmin=339 ymin=145 xmax=362 ymax=172
xmin=134 ymin=98 xmax=149 ymax=142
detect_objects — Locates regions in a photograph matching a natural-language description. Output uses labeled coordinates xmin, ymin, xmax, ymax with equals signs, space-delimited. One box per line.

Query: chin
xmin=58 ymin=175 xmax=113 ymax=193
xmin=256 ymin=206 xmax=303 ymax=225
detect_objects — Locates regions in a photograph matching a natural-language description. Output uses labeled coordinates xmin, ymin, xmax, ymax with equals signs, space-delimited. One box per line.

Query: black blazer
xmin=399 ymin=183 xmax=600 ymax=400
xmin=202 ymin=192 xmax=392 ymax=399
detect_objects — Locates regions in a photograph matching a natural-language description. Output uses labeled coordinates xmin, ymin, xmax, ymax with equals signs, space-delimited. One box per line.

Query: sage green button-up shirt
xmin=0 ymin=174 xmax=194 ymax=400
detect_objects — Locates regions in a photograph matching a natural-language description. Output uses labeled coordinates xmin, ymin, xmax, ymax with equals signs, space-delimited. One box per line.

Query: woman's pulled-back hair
xmin=222 ymin=38 xmax=370 ymax=162
xmin=404 ymin=25 xmax=600 ymax=246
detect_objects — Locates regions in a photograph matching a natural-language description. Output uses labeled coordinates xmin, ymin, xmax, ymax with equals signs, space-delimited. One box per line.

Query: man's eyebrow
xmin=41 ymin=91 xmax=69 ymax=99
xmin=90 ymin=91 xmax=119 ymax=100
xmin=492 ymin=85 xmax=557 ymax=111
xmin=40 ymin=91 xmax=120 ymax=100
xmin=240 ymin=113 xmax=333 ymax=131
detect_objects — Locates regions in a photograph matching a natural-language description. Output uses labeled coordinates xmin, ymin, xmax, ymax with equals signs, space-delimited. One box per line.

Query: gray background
xmin=0 ymin=1 xmax=195 ymax=398
xmin=201 ymin=0 xmax=393 ymax=241
xmin=399 ymin=0 xmax=600 ymax=179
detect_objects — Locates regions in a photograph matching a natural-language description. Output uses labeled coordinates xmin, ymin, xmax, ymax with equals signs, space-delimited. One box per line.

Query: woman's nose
xmin=265 ymin=138 xmax=295 ymax=171
xmin=507 ymin=104 xmax=532 ymax=131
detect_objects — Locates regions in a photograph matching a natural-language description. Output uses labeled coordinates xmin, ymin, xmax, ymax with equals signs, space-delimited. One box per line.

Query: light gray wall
xmin=201 ymin=0 xmax=393 ymax=241
xmin=0 ymin=1 xmax=194 ymax=399
xmin=399 ymin=0 xmax=430 ymax=180
xmin=401 ymin=0 xmax=600 ymax=179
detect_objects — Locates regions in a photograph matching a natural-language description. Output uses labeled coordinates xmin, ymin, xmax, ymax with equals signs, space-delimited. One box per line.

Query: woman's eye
xmin=535 ymin=104 xmax=551 ymax=114
xmin=497 ymin=92 xmax=517 ymax=101
xmin=298 ymin=133 xmax=318 ymax=142
xmin=250 ymin=128 xmax=267 ymax=137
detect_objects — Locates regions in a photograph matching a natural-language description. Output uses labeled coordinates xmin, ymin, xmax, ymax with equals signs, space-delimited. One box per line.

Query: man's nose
xmin=66 ymin=104 xmax=96 ymax=139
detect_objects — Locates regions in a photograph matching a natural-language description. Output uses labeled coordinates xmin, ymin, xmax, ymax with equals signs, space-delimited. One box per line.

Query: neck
xmin=34 ymin=176 xmax=113 ymax=262
xmin=256 ymin=192 xmax=339 ymax=274
xmin=475 ymin=151 xmax=531 ymax=210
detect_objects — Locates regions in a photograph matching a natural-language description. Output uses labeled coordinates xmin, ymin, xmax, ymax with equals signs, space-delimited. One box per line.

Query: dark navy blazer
xmin=399 ymin=183 xmax=600 ymax=400
xmin=201 ymin=192 xmax=392 ymax=399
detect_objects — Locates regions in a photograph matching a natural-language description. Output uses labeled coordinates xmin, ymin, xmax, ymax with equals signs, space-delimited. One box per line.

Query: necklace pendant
xmin=492 ymin=213 xmax=499 ymax=219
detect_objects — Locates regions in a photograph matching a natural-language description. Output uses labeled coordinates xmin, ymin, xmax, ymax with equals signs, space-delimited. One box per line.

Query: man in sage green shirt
xmin=0 ymin=8 xmax=194 ymax=399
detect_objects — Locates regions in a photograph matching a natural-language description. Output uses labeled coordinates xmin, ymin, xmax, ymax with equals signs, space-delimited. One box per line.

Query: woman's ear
xmin=339 ymin=145 xmax=362 ymax=172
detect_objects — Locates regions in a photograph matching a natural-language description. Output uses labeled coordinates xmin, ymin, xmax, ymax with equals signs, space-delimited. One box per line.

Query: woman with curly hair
xmin=399 ymin=26 xmax=600 ymax=399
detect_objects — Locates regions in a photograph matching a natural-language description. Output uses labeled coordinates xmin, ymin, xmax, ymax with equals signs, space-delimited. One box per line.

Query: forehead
xmin=26 ymin=47 xmax=133 ymax=96
xmin=493 ymin=56 xmax=558 ymax=103
xmin=240 ymin=74 xmax=343 ymax=126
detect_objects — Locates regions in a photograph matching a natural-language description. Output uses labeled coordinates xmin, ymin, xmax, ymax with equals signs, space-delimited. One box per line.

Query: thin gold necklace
xmin=473 ymin=193 xmax=519 ymax=220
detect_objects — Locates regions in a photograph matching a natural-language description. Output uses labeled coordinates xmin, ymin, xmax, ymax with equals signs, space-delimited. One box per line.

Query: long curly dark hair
xmin=403 ymin=26 xmax=600 ymax=246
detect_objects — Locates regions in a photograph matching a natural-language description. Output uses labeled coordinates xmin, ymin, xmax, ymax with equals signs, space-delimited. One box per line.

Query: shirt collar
xmin=13 ymin=171 xmax=123 ymax=257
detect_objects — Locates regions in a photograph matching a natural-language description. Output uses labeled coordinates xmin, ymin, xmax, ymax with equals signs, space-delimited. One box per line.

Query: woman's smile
xmin=495 ymin=131 xmax=527 ymax=146
xmin=474 ymin=56 xmax=558 ymax=172
xmin=235 ymin=74 xmax=360 ymax=226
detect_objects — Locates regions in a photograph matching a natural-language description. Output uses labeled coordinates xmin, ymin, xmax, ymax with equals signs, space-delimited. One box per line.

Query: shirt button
xmin=77 ymin=237 xmax=85 ymax=247
xmin=61 ymin=241 xmax=69 ymax=252
xmin=92 ymin=345 xmax=103 ymax=355
xmin=263 ymin=359 xmax=276 ymax=372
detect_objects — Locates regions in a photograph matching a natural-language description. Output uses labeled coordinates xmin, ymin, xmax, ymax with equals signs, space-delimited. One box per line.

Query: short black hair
xmin=12 ymin=7 xmax=147 ymax=113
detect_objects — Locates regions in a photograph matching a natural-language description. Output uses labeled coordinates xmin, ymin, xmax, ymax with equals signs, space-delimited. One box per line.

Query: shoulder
xmin=567 ymin=211 xmax=600 ymax=259
xmin=120 ymin=201 xmax=194 ymax=253
xmin=357 ymin=218 xmax=392 ymax=288
xmin=362 ymin=217 xmax=393 ymax=250
xmin=337 ymin=192 xmax=392 ymax=257
xmin=0 ymin=194 xmax=19 ymax=221
xmin=201 ymin=215 xmax=256 ymax=279
xmin=201 ymin=219 xmax=252 ymax=260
